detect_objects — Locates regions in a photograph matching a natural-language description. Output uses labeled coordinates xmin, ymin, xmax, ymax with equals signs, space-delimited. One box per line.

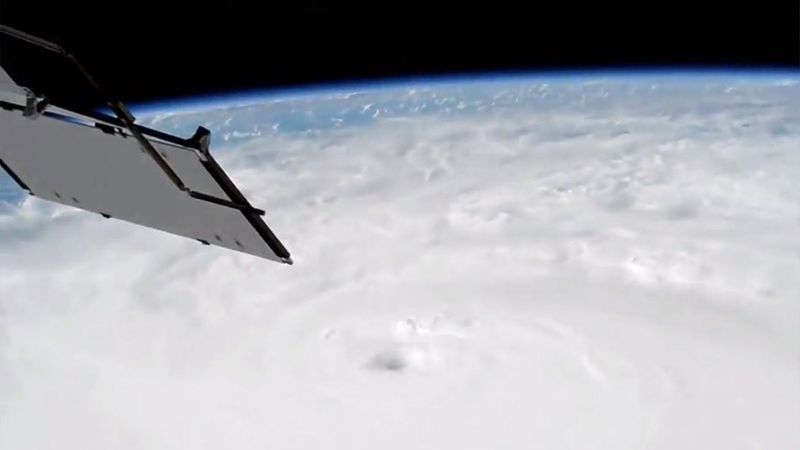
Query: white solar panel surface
xmin=0 ymin=107 xmax=288 ymax=262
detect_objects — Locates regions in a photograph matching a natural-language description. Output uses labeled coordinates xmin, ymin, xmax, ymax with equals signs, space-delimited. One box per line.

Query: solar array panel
xmin=0 ymin=27 xmax=292 ymax=264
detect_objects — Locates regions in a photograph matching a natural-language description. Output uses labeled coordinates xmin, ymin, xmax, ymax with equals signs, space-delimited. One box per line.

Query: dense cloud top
xmin=1 ymin=77 xmax=799 ymax=449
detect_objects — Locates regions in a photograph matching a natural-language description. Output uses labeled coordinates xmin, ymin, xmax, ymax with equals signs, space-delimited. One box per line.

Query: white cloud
xmin=1 ymin=85 xmax=799 ymax=449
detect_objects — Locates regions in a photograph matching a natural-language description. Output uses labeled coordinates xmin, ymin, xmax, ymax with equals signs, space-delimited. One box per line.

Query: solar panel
xmin=0 ymin=25 xmax=292 ymax=264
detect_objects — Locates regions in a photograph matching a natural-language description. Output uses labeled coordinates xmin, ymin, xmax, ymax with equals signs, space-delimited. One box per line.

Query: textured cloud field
xmin=1 ymin=78 xmax=799 ymax=449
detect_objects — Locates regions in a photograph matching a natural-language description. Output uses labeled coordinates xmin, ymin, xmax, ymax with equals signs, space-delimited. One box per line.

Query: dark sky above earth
xmin=1 ymin=2 xmax=798 ymax=110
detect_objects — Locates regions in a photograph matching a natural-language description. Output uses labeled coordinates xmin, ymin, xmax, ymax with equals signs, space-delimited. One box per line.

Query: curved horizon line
xmin=126 ymin=66 xmax=800 ymax=116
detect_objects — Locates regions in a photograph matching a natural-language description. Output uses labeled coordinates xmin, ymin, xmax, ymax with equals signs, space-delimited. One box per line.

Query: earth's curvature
xmin=1 ymin=72 xmax=799 ymax=449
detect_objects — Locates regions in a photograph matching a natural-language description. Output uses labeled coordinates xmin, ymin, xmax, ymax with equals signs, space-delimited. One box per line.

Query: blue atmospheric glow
xmin=125 ymin=68 xmax=800 ymax=116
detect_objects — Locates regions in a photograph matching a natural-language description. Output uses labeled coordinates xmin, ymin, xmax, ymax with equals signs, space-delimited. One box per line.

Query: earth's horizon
xmin=1 ymin=70 xmax=799 ymax=449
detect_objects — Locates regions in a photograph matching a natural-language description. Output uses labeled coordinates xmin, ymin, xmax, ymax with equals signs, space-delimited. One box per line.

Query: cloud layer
xmin=1 ymin=77 xmax=799 ymax=449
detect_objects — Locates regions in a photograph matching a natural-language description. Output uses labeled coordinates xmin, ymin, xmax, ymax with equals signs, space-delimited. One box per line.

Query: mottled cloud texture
xmin=1 ymin=77 xmax=799 ymax=449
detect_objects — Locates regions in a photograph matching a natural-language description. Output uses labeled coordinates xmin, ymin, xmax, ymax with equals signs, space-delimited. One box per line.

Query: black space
xmin=1 ymin=2 xmax=798 ymax=111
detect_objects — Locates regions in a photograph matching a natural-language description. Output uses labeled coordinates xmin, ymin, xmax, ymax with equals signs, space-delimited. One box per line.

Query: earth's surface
xmin=1 ymin=72 xmax=799 ymax=449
